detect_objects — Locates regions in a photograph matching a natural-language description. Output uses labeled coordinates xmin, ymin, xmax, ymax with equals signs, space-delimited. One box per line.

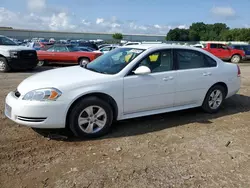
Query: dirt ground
xmin=0 ymin=64 xmax=250 ymax=188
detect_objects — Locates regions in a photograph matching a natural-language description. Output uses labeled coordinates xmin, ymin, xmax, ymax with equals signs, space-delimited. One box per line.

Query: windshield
xmin=0 ymin=36 xmax=17 ymax=45
xmin=85 ymin=47 xmax=144 ymax=74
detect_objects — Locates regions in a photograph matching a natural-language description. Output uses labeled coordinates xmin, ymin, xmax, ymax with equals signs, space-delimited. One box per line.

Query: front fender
xmin=63 ymin=80 xmax=124 ymax=120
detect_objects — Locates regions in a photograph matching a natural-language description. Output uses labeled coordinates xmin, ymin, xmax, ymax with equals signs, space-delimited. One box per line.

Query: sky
xmin=0 ymin=0 xmax=250 ymax=35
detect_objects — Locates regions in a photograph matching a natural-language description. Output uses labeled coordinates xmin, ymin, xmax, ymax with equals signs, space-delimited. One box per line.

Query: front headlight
xmin=10 ymin=51 xmax=18 ymax=58
xmin=22 ymin=88 xmax=62 ymax=101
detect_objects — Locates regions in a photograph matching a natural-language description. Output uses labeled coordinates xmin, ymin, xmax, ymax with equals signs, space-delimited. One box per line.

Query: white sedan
xmin=5 ymin=45 xmax=241 ymax=138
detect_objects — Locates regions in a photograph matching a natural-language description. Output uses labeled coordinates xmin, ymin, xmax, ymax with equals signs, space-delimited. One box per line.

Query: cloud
xmin=177 ymin=25 xmax=188 ymax=29
xmin=96 ymin=18 xmax=104 ymax=24
xmin=211 ymin=6 xmax=236 ymax=19
xmin=154 ymin=24 xmax=162 ymax=29
xmin=27 ymin=0 xmax=46 ymax=12
xmin=49 ymin=12 xmax=76 ymax=30
xmin=82 ymin=19 xmax=91 ymax=26
xmin=0 ymin=7 xmax=187 ymax=35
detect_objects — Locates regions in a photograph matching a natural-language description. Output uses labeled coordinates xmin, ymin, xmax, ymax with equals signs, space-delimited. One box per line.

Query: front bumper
xmin=7 ymin=57 xmax=38 ymax=70
xmin=5 ymin=92 xmax=68 ymax=128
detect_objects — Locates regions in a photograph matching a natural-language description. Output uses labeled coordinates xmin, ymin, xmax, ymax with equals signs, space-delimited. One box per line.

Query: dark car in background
xmin=77 ymin=42 xmax=99 ymax=50
xmin=230 ymin=44 xmax=250 ymax=60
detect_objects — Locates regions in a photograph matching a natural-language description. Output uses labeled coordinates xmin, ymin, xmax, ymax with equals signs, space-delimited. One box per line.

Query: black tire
xmin=37 ymin=60 xmax=45 ymax=66
xmin=230 ymin=55 xmax=241 ymax=64
xmin=202 ymin=85 xmax=226 ymax=113
xmin=0 ymin=57 xmax=11 ymax=72
xmin=79 ymin=58 xmax=90 ymax=67
xmin=69 ymin=96 xmax=113 ymax=138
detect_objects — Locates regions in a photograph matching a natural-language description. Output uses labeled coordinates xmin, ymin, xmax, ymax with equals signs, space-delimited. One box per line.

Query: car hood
xmin=17 ymin=66 xmax=112 ymax=94
xmin=0 ymin=45 xmax=33 ymax=51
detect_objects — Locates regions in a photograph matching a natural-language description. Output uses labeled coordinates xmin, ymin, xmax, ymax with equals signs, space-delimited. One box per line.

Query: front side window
xmin=85 ymin=48 xmax=144 ymax=74
xmin=129 ymin=50 xmax=173 ymax=75
xmin=176 ymin=49 xmax=207 ymax=70
xmin=210 ymin=44 xmax=217 ymax=48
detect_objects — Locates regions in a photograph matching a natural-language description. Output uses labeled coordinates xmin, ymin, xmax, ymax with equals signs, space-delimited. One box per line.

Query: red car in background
xmin=203 ymin=43 xmax=246 ymax=63
xmin=37 ymin=44 xmax=103 ymax=66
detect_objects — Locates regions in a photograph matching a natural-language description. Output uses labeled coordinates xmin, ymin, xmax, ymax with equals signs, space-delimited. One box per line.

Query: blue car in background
xmin=230 ymin=44 xmax=250 ymax=60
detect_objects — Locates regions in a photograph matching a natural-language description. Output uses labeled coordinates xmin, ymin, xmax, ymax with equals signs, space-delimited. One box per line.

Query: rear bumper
xmin=7 ymin=57 xmax=38 ymax=70
xmin=226 ymin=77 xmax=241 ymax=98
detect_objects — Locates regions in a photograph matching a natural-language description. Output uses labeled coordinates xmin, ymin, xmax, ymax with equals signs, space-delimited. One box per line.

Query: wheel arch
xmin=231 ymin=53 xmax=242 ymax=59
xmin=78 ymin=57 xmax=90 ymax=63
xmin=203 ymin=82 xmax=228 ymax=103
xmin=65 ymin=92 xmax=118 ymax=128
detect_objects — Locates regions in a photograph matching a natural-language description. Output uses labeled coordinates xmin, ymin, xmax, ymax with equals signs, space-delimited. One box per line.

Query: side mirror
xmin=133 ymin=66 xmax=151 ymax=75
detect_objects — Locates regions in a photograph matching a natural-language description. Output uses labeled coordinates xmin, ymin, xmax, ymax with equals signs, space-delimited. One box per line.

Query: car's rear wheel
xmin=231 ymin=55 xmax=241 ymax=63
xmin=69 ymin=97 xmax=113 ymax=138
xmin=202 ymin=85 xmax=226 ymax=113
xmin=0 ymin=57 xmax=11 ymax=72
xmin=79 ymin=58 xmax=90 ymax=67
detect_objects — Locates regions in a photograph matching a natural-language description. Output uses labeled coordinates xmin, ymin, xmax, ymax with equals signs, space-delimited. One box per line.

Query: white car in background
xmin=5 ymin=45 xmax=241 ymax=138
xmin=191 ymin=43 xmax=205 ymax=48
xmin=95 ymin=45 xmax=119 ymax=54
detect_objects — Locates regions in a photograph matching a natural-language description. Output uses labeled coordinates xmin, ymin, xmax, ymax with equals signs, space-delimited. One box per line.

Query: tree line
xmin=113 ymin=22 xmax=250 ymax=42
xmin=166 ymin=22 xmax=250 ymax=42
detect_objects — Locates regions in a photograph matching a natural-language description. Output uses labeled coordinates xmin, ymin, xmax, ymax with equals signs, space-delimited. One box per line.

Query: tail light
xmin=237 ymin=65 xmax=241 ymax=77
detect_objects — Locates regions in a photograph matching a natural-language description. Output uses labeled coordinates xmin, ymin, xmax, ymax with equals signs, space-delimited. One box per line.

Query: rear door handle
xmin=203 ymin=72 xmax=212 ymax=76
xmin=163 ymin=76 xmax=174 ymax=81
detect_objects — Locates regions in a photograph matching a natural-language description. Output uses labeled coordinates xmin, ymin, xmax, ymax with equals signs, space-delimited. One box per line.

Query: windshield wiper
xmin=84 ymin=67 xmax=107 ymax=74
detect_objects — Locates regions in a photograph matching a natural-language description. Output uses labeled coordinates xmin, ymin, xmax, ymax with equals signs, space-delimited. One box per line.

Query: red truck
xmin=203 ymin=43 xmax=246 ymax=63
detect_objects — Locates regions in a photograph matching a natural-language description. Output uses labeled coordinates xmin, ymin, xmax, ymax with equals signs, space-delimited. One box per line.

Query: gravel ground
xmin=0 ymin=64 xmax=250 ymax=188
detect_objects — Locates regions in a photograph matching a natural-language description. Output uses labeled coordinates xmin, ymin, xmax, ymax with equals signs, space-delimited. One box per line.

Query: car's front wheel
xmin=202 ymin=85 xmax=226 ymax=113
xmin=69 ymin=97 xmax=113 ymax=138
xmin=0 ymin=57 xmax=11 ymax=72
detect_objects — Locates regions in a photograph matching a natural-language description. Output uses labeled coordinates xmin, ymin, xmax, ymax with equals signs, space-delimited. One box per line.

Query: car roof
xmin=52 ymin=44 xmax=75 ymax=47
xmin=121 ymin=44 xmax=202 ymax=50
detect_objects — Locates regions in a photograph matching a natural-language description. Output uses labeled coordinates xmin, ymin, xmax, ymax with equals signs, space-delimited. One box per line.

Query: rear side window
xmin=204 ymin=55 xmax=217 ymax=67
xmin=175 ymin=49 xmax=216 ymax=70
xmin=175 ymin=49 xmax=206 ymax=70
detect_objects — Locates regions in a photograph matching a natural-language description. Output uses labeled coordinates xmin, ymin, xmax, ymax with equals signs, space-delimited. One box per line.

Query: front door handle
xmin=163 ymin=76 xmax=174 ymax=81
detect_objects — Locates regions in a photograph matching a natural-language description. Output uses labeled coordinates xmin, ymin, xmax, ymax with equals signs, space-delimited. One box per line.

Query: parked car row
xmin=0 ymin=35 xmax=104 ymax=72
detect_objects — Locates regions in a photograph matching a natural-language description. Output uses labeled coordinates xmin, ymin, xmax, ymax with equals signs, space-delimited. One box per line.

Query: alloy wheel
xmin=0 ymin=60 xmax=6 ymax=71
xmin=78 ymin=105 xmax=107 ymax=134
xmin=208 ymin=89 xmax=223 ymax=110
